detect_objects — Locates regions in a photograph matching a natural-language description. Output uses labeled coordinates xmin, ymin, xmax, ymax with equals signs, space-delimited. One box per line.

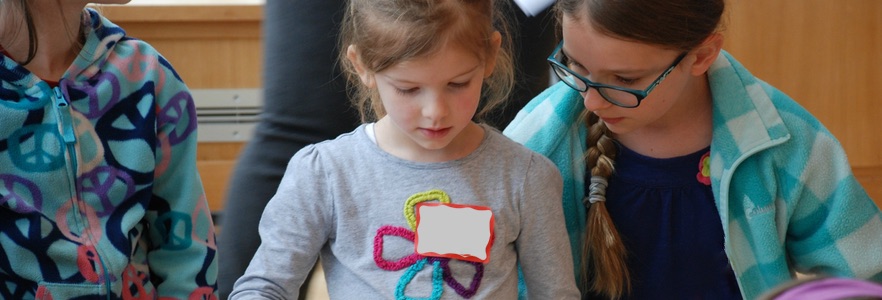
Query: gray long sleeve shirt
xmin=231 ymin=124 xmax=580 ymax=299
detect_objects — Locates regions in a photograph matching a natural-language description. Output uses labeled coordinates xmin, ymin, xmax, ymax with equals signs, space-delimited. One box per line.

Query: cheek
xmin=377 ymin=93 xmax=418 ymax=120
xmin=457 ymin=84 xmax=484 ymax=110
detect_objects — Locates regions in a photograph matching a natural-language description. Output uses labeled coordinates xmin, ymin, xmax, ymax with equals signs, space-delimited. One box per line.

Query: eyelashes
xmin=393 ymin=81 xmax=472 ymax=96
xmin=567 ymin=60 xmax=641 ymax=87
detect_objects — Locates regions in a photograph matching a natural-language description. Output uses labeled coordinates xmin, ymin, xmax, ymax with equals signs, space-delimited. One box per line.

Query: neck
xmin=0 ymin=2 xmax=86 ymax=81
xmin=616 ymin=75 xmax=714 ymax=158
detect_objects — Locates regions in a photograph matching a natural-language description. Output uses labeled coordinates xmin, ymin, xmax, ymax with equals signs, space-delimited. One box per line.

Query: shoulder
xmin=483 ymin=127 xmax=561 ymax=176
xmin=83 ymin=9 xmax=186 ymax=85
xmin=710 ymin=51 xmax=841 ymax=165
xmin=290 ymin=126 xmax=369 ymax=167
xmin=503 ymin=82 xmax=584 ymax=145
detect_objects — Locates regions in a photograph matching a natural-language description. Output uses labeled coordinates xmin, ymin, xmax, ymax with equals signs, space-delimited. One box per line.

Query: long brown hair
xmin=1 ymin=0 xmax=39 ymax=65
xmin=554 ymin=0 xmax=725 ymax=298
xmin=338 ymin=0 xmax=515 ymax=123
xmin=1 ymin=0 xmax=88 ymax=66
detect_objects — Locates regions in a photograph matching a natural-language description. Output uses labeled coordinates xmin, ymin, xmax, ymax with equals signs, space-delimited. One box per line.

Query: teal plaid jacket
xmin=503 ymin=51 xmax=882 ymax=299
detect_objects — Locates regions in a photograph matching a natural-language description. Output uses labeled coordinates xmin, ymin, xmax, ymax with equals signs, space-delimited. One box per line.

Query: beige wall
xmin=725 ymin=0 xmax=881 ymax=207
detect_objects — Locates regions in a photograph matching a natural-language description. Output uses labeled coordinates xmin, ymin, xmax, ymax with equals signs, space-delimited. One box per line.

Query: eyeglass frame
xmin=547 ymin=41 xmax=687 ymax=108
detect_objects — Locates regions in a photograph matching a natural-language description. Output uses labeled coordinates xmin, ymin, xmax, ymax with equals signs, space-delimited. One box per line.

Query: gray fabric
xmin=230 ymin=125 xmax=580 ymax=299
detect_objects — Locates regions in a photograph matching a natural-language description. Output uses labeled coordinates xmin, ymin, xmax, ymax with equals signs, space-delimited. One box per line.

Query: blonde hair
xmin=338 ymin=0 xmax=514 ymax=123
xmin=582 ymin=111 xmax=629 ymax=297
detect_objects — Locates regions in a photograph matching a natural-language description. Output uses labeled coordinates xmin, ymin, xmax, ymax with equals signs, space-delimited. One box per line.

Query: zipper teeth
xmin=52 ymin=86 xmax=112 ymax=297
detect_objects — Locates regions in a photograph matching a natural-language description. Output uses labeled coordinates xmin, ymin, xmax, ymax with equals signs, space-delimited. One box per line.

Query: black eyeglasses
xmin=547 ymin=41 xmax=686 ymax=108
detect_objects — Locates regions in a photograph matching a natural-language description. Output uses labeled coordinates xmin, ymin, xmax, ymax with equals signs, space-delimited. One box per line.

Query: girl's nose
xmin=582 ymin=88 xmax=612 ymax=112
xmin=422 ymin=94 xmax=449 ymax=120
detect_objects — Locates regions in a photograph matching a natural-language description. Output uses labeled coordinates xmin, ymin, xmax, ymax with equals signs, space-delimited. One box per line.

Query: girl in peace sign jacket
xmin=1 ymin=2 xmax=217 ymax=299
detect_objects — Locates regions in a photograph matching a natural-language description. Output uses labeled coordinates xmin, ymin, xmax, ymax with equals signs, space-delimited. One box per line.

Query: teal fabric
xmin=503 ymin=51 xmax=882 ymax=299
xmin=1 ymin=9 xmax=217 ymax=299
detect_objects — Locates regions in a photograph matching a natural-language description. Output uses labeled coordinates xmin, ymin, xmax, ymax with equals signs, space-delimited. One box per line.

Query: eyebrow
xmin=561 ymin=47 xmax=651 ymax=75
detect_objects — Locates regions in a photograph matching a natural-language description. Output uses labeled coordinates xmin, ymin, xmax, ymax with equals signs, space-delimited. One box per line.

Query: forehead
xmin=560 ymin=15 xmax=674 ymax=70
xmin=380 ymin=42 xmax=481 ymax=81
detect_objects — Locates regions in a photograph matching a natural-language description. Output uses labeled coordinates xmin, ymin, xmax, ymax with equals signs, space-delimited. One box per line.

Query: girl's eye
xmin=615 ymin=76 xmax=637 ymax=86
xmin=395 ymin=87 xmax=419 ymax=95
xmin=567 ymin=62 xmax=590 ymax=77
xmin=449 ymin=81 xmax=470 ymax=89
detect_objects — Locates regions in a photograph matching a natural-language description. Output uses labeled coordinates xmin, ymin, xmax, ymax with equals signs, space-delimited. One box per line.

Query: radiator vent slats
xmin=192 ymin=89 xmax=263 ymax=142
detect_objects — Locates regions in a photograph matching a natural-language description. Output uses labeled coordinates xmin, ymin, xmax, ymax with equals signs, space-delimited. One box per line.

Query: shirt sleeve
xmin=230 ymin=145 xmax=334 ymax=299
xmin=516 ymin=153 xmax=582 ymax=299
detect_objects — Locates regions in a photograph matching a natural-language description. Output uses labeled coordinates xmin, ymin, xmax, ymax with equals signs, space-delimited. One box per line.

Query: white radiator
xmin=191 ymin=89 xmax=263 ymax=142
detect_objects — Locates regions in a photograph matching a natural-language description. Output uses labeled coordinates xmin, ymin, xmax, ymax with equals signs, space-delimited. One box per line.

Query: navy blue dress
xmin=584 ymin=144 xmax=742 ymax=299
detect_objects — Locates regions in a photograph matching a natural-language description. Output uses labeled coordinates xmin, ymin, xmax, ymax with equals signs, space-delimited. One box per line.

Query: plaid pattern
xmin=504 ymin=51 xmax=882 ymax=299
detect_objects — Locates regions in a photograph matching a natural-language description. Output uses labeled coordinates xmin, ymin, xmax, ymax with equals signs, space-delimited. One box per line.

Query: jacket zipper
xmin=53 ymin=86 xmax=113 ymax=298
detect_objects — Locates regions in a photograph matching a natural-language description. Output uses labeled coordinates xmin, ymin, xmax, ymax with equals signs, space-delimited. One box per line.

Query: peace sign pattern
xmin=0 ymin=11 xmax=216 ymax=298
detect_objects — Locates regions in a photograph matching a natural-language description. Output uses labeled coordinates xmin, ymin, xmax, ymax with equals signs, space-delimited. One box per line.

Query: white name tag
xmin=414 ymin=203 xmax=495 ymax=263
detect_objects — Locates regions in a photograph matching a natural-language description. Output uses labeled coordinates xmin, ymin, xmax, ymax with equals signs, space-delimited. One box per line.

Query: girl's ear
xmin=688 ymin=33 xmax=723 ymax=76
xmin=347 ymin=45 xmax=375 ymax=88
xmin=483 ymin=31 xmax=502 ymax=78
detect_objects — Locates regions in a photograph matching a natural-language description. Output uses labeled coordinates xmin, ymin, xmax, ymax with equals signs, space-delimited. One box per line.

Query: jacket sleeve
xmin=147 ymin=52 xmax=219 ymax=299
xmin=782 ymin=126 xmax=882 ymax=281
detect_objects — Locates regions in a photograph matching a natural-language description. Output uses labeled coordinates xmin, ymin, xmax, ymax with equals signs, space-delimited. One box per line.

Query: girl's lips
xmin=601 ymin=117 xmax=623 ymax=125
xmin=421 ymin=127 xmax=451 ymax=138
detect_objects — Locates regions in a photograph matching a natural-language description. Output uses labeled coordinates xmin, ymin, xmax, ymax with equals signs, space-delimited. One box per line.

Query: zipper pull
xmin=53 ymin=86 xmax=77 ymax=144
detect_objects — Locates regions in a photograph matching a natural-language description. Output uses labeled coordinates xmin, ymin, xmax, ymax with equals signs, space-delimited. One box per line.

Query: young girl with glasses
xmin=229 ymin=0 xmax=580 ymax=299
xmin=0 ymin=0 xmax=217 ymax=299
xmin=504 ymin=0 xmax=882 ymax=299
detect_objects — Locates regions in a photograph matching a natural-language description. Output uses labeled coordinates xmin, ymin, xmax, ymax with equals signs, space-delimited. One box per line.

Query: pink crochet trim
xmin=374 ymin=225 xmax=423 ymax=271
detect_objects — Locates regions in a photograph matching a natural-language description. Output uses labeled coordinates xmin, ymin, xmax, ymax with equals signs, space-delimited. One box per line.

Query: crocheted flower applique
xmin=373 ymin=189 xmax=486 ymax=299
xmin=697 ymin=151 xmax=711 ymax=186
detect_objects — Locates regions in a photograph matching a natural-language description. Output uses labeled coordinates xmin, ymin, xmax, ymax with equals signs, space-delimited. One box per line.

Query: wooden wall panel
xmin=99 ymin=4 xmax=264 ymax=93
xmin=725 ymin=0 xmax=882 ymax=206
xmin=196 ymin=143 xmax=247 ymax=213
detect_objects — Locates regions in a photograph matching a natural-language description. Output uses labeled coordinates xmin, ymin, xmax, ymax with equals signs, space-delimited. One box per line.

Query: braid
xmin=582 ymin=111 xmax=630 ymax=299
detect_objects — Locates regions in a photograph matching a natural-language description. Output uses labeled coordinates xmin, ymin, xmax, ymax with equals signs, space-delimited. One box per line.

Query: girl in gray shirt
xmin=230 ymin=0 xmax=579 ymax=299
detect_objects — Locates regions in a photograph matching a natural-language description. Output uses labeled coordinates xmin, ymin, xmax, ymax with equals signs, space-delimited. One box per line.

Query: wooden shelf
xmin=94 ymin=1 xmax=262 ymax=23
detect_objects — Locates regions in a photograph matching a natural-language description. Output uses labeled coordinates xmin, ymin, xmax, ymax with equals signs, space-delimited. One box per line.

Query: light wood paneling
xmin=725 ymin=0 xmax=882 ymax=202
xmin=196 ymin=143 xmax=247 ymax=212
xmin=98 ymin=3 xmax=263 ymax=89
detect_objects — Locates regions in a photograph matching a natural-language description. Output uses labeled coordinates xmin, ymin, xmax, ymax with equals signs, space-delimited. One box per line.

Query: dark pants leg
xmin=216 ymin=0 xmax=356 ymax=298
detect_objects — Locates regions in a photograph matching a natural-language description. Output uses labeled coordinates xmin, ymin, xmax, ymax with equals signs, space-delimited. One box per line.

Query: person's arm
xmin=782 ymin=125 xmax=882 ymax=281
xmin=230 ymin=146 xmax=334 ymax=299
xmin=145 ymin=51 xmax=218 ymax=298
xmin=516 ymin=153 xmax=581 ymax=299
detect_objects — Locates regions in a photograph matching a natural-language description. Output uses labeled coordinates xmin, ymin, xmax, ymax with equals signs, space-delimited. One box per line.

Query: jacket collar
xmin=708 ymin=51 xmax=791 ymax=178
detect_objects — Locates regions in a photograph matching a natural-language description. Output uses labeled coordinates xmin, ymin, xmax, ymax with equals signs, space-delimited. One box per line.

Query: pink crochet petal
xmin=374 ymin=225 xmax=422 ymax=271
